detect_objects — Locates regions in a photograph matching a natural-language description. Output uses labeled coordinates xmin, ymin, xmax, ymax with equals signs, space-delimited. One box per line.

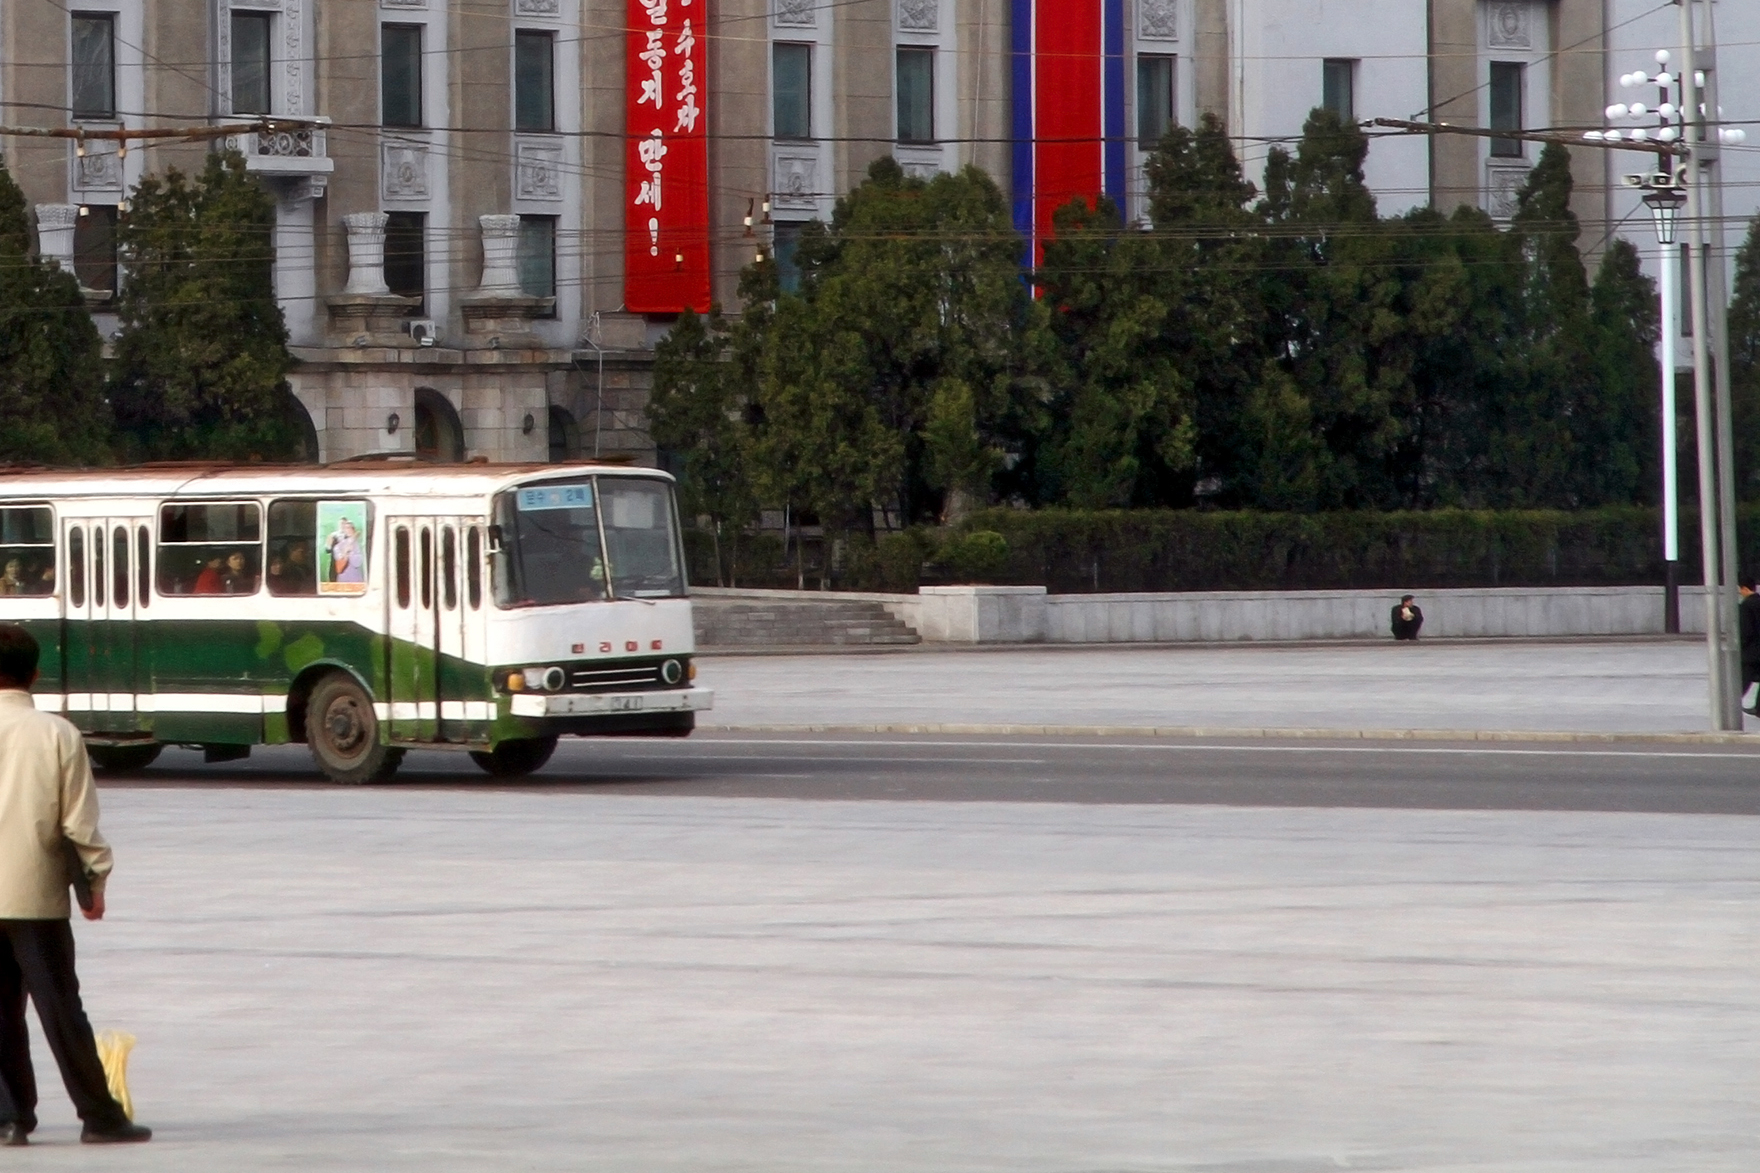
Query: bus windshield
xmin=493 ymin=476 xmax=685 ymax=606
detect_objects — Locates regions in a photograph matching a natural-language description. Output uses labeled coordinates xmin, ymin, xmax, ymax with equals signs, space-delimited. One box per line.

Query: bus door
xmin=386 ymin=518 xmax=439 ymax=742
xmin=61 ymin=517 xmax=149 ymax=734
xmin=432 ymin=519 xmax=478 ymax=742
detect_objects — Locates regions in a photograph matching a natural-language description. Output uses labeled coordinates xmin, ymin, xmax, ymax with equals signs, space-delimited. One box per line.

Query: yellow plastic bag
xmin=94 ymin=1031 xmax=135 ymax=1121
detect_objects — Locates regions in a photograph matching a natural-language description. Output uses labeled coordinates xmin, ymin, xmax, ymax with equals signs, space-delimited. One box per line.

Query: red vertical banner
xmin=1033 ymin=0 xmax=1102 ymax=259
xmin=624 ymin=0 xmax=711 ymax=313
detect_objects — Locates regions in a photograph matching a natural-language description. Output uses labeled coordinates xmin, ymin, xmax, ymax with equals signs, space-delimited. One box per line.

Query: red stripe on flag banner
xmin=1032 ymin=0 xmax=1102 ymax=255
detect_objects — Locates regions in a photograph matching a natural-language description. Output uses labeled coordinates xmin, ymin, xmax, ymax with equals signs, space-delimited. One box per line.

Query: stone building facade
xmin=0 ymin=0 xmax=1751 ymax=466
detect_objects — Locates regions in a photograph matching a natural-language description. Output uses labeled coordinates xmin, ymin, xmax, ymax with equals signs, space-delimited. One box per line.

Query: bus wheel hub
xmin=326 ymin=701 xmax=364 ymax=751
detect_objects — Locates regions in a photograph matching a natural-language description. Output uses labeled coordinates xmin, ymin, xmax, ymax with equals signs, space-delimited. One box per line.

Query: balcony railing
xmin=224 ymin=116 xmax=334 ymax=177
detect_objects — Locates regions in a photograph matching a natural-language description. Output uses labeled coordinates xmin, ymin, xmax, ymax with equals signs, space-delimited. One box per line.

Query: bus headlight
xmin=660 ymin=659 xmax=684 ymax=686
xmin=539 ymin=666 xmax=568 ymax=692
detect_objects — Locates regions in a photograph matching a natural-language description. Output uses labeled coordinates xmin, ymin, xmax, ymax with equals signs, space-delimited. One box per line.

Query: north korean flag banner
xmin=624 ymin=0 xmax=711 ymax=312
xmin=1011 ymin=0 xmax=1126 ymax=264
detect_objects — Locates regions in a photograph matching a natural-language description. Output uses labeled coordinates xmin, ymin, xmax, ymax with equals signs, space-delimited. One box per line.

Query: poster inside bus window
xmin=318 ymin=501 xmax=369 ymax=595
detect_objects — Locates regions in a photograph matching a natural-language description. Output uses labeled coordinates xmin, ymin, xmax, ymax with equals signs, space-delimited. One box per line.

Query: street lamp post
xmin=1593 ymin=0 xmax=1749 ymax=730
xmin=1643 ymin=184 xmax=1686 ymax=634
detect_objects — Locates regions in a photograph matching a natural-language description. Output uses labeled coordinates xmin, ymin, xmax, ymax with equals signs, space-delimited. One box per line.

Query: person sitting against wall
xmin=1391 ymin=594 xmax=1424 ymax=641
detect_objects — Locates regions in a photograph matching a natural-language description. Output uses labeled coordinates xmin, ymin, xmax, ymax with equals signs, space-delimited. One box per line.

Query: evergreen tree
xmin=109 ymin=150 xmax=301 ymax=460
xmin=1729 ymin=213 xmax=1760 ymax=498
xmin=0 ymin=168 xmax=109 ymax=464
xmin=1587 ymin=238 xmax=1660 ymax=505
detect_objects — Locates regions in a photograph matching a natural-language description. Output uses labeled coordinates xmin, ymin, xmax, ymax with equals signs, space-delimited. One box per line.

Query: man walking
xmin=0 ymin=624 xmax=149 ymax=1145
xmin=1740 ymin=577 xmax=1760 ymax=715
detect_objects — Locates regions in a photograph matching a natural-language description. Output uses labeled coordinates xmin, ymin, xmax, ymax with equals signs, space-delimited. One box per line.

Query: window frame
xmin=772 ymin=41 xmax=813 ymax=141
xmin=383 ymin=211 xmax=427 ymax=310
xmin=514 ymin=29 xmax=556 ymax=133
xmin=1321 ymin=57 xmax=1356 ymax=124
xmin=1136 ymin=53 xmax=1176 ymax=150
xmin=230 ymin=10 xmax=274 ymax=116
xmin=895 ymin=46 xmax=935 ymax=144
xmin=70 ymin=13 xmax=117 ymax=121
xmin=155 ymin=500 xmax=265 ymax=598
xmin=381 ymin=23 xmax=425 ymax=129
xmin=73 ymin=204 xmax=119 ymax=296
xmin=517 ymin=214 xmax=558 ymax=303
xmin=1489 ymin=61 xmax=1525 ymax=158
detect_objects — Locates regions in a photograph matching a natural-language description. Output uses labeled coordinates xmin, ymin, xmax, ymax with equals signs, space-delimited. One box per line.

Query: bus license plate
xmin=610 ymin=696 xmax=644 ymax=711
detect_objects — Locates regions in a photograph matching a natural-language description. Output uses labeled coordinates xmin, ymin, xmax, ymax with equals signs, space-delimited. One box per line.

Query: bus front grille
xmin=569 ymin=660 xmax=671 ymax=692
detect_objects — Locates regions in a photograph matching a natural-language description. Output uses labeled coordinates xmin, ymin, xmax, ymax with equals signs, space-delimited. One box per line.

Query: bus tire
xmin=87 ymin=743 xmax=163 ymax=774
xmin=469 ymin=737 xmax=559 ymax=779
xmin=308 ymin=674 xmax=402 ymax=784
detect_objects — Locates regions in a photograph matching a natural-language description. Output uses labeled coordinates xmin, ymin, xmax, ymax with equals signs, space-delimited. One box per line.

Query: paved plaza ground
xmin=16 ymin=777 xmax=1760 ymax=1171
xmin=699 ymin=638 xmax=1737 ymax=736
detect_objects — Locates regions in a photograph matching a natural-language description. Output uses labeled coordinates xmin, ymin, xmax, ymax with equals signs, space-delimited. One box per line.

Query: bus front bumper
xmin=508 ymin=686 xmax=714 ymax=719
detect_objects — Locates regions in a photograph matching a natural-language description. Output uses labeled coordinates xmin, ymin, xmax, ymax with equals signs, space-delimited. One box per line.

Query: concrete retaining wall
xmin=692 ymin=585 xmax=1710 ymax=644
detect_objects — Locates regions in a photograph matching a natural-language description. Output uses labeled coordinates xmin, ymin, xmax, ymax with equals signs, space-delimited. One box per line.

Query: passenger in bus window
xmin=36 ymin=562 xmax=54 ymax=593
xmin=0 ymin=558 xmax=26 ymax=595
xmin=193 ymin=556 xmax=225 ymax=594
xmin=221 ymin=551 xmax=257 ymax=595
xmin=268 ymin=541 xmax=315 ymax=596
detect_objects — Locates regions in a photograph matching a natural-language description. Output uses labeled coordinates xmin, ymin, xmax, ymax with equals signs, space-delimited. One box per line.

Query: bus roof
xmin=0 ymin=461 xmax=673 ymax=501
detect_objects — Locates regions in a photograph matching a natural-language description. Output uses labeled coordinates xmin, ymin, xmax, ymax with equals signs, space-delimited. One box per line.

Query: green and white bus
xmin=0 ymin=462 xmax=711 ymax=782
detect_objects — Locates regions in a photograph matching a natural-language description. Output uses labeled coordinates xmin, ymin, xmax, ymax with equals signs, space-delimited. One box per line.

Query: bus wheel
xmin=88 ymin=743 xmax=163 ymax=774
xmin=308 ymin=674 xmax=402 ymax=784
xmin=468 ymin=737 xmax=559 ymax=779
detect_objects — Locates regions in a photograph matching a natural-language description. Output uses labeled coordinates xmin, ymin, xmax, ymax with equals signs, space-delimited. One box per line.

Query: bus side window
xmin=466 ymin=527 xmax=482 ymax=610
xmin=394 ymin=527 xmax=411 ymax=609
xmin=137 ymin=527 xmax=150 ymax=609
xmin=419 ymin=527 xmax=433 ymax=610
xmin=68 ymin=528 xmax=85 ymax=608
xmin=441 ymin=527 xmax=458 ymax=611
xmin=112 ymin=526 xmax=129 ymax=609
xmin=93 ymin=530 xmax=105 ymax=609
xmin=266 ymin=500 xmax=319 ymax=597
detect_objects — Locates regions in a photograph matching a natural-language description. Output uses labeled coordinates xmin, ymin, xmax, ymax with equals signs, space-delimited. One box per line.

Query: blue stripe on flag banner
xmin=1010 ymin=0 xmax=1035 ymax=240
xmin=1102 ymin=0 xmax=1126 ymax=207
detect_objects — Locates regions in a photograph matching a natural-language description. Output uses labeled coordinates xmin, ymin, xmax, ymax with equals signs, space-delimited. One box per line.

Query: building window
xmin=1137 ymin=54 xmax=1175 ymax=149
xmin=1321 ymin=58 xmax=1355 ymax=123
xmin=896 ymin=47 xmax=934 ymax=143
xmin=773 ymin=42 xmax=811 ymax=139
xmin=384 ymin=211 xmax=425 ymax=310
xmin=231 ymin=11 xmax=273 ymax=115
xmin=517 ymin=214 xmax=556 ymax=301
xmin=70 ymin=13 xmax=116 ymax=120
xmin=773 ymin=221 xmax=804 ymax=294
xmin=514 ymin=30 xmax=554 ymax=133
xmin=381 ymin=24 xmax=423 ymax=128
xmin=1489 ymin=61 xmax=1525 ymax=157
xmin=73 ymin=205 xmax=118 ymax=295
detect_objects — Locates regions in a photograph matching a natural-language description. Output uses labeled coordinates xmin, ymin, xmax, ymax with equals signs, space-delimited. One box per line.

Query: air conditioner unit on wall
xmin=403 ymin=319 xmax=438 ymax=347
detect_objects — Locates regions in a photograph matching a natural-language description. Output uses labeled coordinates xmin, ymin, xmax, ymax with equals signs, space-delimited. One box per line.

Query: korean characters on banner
xmin=624 ymin=0 xmax=711 ymax=312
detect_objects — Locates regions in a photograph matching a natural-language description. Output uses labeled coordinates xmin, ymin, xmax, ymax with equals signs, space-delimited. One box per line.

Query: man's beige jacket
xmin=0 ymin=689 xmax=112 ymax=919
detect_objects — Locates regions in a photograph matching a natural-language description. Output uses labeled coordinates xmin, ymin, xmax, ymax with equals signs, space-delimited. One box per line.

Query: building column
xmin=34 ymin=204 xmax=79 ymax=272
xmin=341 ymin=211 xmax=392 ymax=295
xmin=475 ymin=213 xmax=522 ymax=296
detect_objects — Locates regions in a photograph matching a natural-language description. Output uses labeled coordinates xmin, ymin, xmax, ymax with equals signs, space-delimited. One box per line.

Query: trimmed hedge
xmin=687 ymin=506 xmax=1760 ymax=593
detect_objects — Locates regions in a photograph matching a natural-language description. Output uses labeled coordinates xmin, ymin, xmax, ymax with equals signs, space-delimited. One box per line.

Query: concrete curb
xmin=698 ymin=722 xmax=1760 ymax=746
xmin=695 ymin=634 xmax=1702 ymax=657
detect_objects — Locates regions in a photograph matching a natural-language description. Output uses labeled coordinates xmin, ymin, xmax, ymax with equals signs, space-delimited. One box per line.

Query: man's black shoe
xmin=80 ymin=1122 xmax=151 ymax=1144
xmin=0 ymin=1122 xmax=26 ymax=1147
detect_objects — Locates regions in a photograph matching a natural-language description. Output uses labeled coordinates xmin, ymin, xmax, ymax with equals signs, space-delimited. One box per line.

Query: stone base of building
xmin=288 ymin=343 xmax=659 ymax=467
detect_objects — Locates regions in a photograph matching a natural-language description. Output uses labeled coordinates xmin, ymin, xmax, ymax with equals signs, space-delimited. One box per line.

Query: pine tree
xmin=108 ymin=150 xmax=301 ymax=460
xmin=1728 ymin=214 xmax=1760 ymax=498
xmin=0 ymin=167 xmax=109 ymax=464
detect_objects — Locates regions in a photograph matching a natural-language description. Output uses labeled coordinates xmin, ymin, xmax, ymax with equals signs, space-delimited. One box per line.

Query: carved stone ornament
xmin=516 ymin=140 xmax=565 ymax=201
xmin=1487 ymin=2 xmax=1530 ymax=49
xmin=775 ymin=0 xmax=814 ymax=27
xmin=71 ymin=145 xmax=122 ymax=193
xmin=283 ymin=0 xmax=303 ymax=110
xmin=1486 ymin=161 xmax=1530 ymax=220
xmin=382 ymin=140 xmax=431 ymax=200
xmin=773 ymin=153 xmax=818 ymax=210
xmin=380 ymin=0 xmax=426 ymax=10
xmin=1137 ymin=0 xmax=1176 ymax=41
xmin=898 ymin=157 xmax=939 ymax=180
xmin=515 ymin=0 xmax=560 ymax=15
xmin=897 ymin=0 xmax=936 ymax=33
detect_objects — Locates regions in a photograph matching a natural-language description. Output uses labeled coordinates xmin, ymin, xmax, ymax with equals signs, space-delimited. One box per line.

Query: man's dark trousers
xmin=0 ymin=920 xmax=130 ymax=1134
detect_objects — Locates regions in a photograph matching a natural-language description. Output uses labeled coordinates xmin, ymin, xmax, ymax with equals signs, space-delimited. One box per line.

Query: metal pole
xmin=1700 ymin=0 xmax=1746 ymax=718
xmin=1660 ymin=238 xmax=1681 ymax=633
xmin=1679 ymin=0 xmax=1741 ymax=728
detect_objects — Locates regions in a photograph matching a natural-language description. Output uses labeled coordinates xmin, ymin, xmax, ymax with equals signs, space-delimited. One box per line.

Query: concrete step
xmin=694 ymin=596 xmax=921 ymax=648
